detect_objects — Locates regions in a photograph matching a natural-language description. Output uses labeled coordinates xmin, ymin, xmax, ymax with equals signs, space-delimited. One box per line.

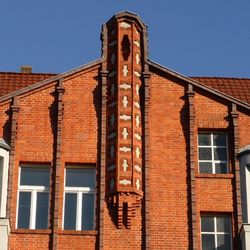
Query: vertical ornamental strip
xmin=230 ymin=103 xmax=242 ymax=238
xmin=99 ymin=22 xmax=108 ymax=249
xmin=187 ymin=84 xmax=197 ymax=249
xmin=52 ymin=79 xmax=65 ymax=250
xmin=7 ymin=97 xmax=19 ymax=221
xmin=104 ymin=13 xmax=148 ymax=228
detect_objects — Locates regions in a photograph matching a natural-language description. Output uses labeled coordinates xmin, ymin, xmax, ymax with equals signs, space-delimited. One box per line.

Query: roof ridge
xmin=190 ymin=76 xmax=250 ymax=80
xmin=0 ymin=72 xmax=57 ymax=75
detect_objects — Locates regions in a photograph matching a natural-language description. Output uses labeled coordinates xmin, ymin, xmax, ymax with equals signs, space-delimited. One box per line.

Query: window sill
xmin=11 ymin=229 xmax=52 ymax=234
xmin=196 ymin=173 xmax=234 ymax=179
xmin=58 ymin=229 xmax=98 ymax=236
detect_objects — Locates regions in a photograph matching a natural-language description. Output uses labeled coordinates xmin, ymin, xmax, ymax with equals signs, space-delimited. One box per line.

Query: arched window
xmin=0 ymin=139 xmax=10 ymax=218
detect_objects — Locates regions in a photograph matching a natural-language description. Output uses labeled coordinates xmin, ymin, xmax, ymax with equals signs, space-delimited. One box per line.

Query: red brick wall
xmin=6 ymin=67 xmax=100 ymax=250
xmin=1 ymin=65 xmax=246 ymax=249
xmin=148 ymin=72 xmax=189 ymax=249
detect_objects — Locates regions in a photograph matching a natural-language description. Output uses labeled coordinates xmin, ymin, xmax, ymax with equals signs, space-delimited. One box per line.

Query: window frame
xmin=62 ymin=166 xmax=96 ymax=231
xmin=0 ymin=147 xmax=9 ymax=218
xmin=16 ymin=165 xmax=50 ymax=229
xmin=198 ymin=132 xmax=229 ymax=174
xmin=200 ymin=214 xmax=232 ymax=250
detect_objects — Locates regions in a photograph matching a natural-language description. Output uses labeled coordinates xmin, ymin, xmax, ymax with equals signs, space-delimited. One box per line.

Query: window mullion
xmin=76 ymin=191 xmax=82 ymax=230
xmin=214 ymin=217 xmax=217 ymax=248
xmin=211 ymin=134 xmax=215 ymax=173
xmin=30 ymin=190 xmax=37 ymax=229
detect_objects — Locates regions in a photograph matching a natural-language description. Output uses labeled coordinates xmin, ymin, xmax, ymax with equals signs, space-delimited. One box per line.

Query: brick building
xmin=0 ymin=11 xmax=250 ymax=250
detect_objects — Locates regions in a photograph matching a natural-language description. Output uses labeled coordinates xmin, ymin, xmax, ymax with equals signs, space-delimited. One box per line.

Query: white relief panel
xmin=120 ymin=83 xmax=131 ymax=90
xmin=135 ymin=147 xmax=140 ymax=159
xmin=123 ymin=65 xmax=129 ymax=77
xmin=119 ymin=179 xmax=131 ymax=185
xmin=122 ymin=128 xmax=128 ymax=139
xmin=120 ymin=22 xmax=131 ymax=29
xmin=134 ymin=40 xmax=140 ymax=47
xmin=136 ymin=179 xmax=140 ymax=190
xmin=122 ymin=96 xmax=129 ymax=108
xmin=135 ymin=53 xmax=140 ymax=65
xmin=134 ymin=164 xmax=142 ymax=172
xmin=135 ymin=115 xmax=140 ymax=127
xmin=119 ymin=146 xmax=131 ymax=153
xmin=136 ymin=84 xmax=140 ymax=96
xmin=120 ymin=114 xmax=131 ymax=121
xmin=122 ymin=159 xmax=128 ymax=172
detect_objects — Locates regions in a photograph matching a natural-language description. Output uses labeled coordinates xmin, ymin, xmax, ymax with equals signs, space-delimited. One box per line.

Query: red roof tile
xmin=191 ymin=77 xmax=250 ymax=105
xmin=0 ymin=72 xmax=57 ymax=97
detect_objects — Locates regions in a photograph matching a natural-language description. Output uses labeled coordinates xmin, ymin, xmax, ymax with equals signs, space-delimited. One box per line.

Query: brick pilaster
xmin=230 ymin=103 xmax=242 ymax=238
xmin=52 ymin=79 xmax=65 ymax=250
xmin=187 ymin=84 xmax=197 ymax=249
xmin=6 ymin=97 xmax=19 ymax=225
xmin=142 ymin=70 xmax=150 ymax=250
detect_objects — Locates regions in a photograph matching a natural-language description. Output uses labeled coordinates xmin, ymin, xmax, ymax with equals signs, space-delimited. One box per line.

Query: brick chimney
xmin=20 ymin=65 xmax=32 ymax=73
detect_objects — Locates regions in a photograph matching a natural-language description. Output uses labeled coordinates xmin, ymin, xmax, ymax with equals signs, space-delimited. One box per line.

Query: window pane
xmin=217 ymin=234 xmax=231 ymax=250
xmin=0 ymin=158 xmax=3 ymax=209
xmin=18 ymin=192 xmax=31 ymax=229
xmin=214 ymin=148 xmax=227 ymax=161
xmin=213 ymin=133 xmax=226 ymax=147
xmin=201 ymin=234 xmax=215 ymax=250
xmin=201 ymin=216 xmax=214 ymax=232
xmin=217 ymin=216 xmax=231 ymax=233
xmin=64 ymin=193 xmax=77 ymax=230
xmin=66 ymin=168 xmax=96 ymax=188
xmin=20 ymin=166 xmax=50 ymax=186
xmin=82 ymin=193 xmax=95 ymax=230
xmin=215 ymin=163 xmax=227 ymax=174
xmin=199 ymin=148 xmax=212 ymax=160
xmin=36 ymin=193 xmax=49 ymax=229
xmin=199 ymin=134 xmax=211 ymax=146
xmin=199 ymin=162 xmax=212 ymax=174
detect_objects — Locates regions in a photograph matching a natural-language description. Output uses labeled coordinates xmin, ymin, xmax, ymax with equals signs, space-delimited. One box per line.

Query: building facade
xmin=0 ymin=11 xmax=250 ymax=250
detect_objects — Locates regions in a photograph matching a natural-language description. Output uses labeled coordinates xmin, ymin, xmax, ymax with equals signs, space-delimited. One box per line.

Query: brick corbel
xmin=186 ymin=84 xmax=197 ymax=249
xmin=6 ymin=97 xmax=19 ymax=223
xmin=52 ymin=79 xmax=65 ymax=250
xmin=230 ymin=103 xmax=242 ymax=236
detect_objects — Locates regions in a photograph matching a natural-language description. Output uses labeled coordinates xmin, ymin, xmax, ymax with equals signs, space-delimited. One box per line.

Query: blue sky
xmin=0 ymin=1 xmax=250 ymax=77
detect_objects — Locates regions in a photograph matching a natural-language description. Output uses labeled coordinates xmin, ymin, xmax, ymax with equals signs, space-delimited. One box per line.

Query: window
xmin=201 ymin=215 xmax=232 ymax=250
xmin=17 ymin=165 xmax=50 ymax=229
xmin=198 ymin=132 xmax=228 ymax=174
xmin=0 ymin=143 xmax=10 ymax=218
xmin=63 ymin=167 xmax=96 ymax=230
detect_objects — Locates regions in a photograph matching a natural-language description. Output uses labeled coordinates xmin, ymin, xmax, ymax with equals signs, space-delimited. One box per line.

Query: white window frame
xmin=198 ymin=132 xmax=229 ymax=174
xmin=16 ymin=166 xmax=50 ymax=229
xmin=201 ymin=215 xmax=232 ymax=249
xmin=63 ymin=167 xmax=96 ymax=231
xmin=0 ymin=147 xmax=9 ymax=218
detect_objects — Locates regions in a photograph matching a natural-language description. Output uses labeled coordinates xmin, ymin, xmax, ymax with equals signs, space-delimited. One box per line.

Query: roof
xmin=0 ymin=72 xmax=57 ymax=97
xmin=190 ymin=77 xmax=250 ymax=105
xmin=0 ymin=67 xmax=250 ymax=109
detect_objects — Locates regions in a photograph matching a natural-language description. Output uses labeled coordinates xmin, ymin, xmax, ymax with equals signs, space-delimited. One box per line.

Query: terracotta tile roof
xmin=0 ymin=72 xmax=57 ymax=97
xmin=191 ymin=77 xmax=250 ymax=105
